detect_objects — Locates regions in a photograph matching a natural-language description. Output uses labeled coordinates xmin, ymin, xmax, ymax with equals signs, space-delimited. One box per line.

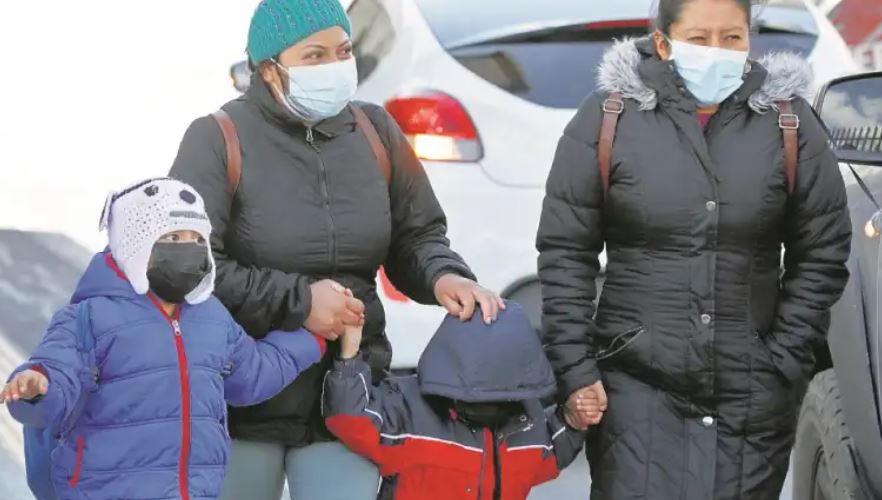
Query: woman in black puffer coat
xmin=536 ymin=0 xmax=851 ymax=498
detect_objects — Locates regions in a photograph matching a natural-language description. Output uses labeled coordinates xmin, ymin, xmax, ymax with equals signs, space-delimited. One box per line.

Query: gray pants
xmin=220 ymin=440 xmax=380 ymax=500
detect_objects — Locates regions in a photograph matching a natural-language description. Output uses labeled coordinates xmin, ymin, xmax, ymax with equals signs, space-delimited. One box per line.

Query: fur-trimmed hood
xmin=596 ymin=37 xmax=813 ymax=113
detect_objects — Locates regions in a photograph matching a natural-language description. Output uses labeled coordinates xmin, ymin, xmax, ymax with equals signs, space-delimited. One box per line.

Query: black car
xmin=793 ymin=71 xmax=882 ymax=500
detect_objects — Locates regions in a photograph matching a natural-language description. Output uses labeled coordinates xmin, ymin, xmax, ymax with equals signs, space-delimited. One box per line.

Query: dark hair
xmin=654 ymin=0 xmax=753 ymax=35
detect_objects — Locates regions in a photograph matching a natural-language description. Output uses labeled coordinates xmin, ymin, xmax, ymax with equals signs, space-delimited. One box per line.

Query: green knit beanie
xmin=247 ymin=0 xmax=352 ymax=64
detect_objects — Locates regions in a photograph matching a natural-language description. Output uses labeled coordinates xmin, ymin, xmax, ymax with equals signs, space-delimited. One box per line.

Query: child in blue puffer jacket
xmin=0 ymin=178 xmax=328 ymax=500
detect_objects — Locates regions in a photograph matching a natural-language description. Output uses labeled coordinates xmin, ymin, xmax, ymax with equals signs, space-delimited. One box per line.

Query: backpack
xmin=23 ymin=300 xmax=98 ymax=500
xmin=596 ymin=92 xmax=800 ymax=196
xmin=210 ymin=103 xmax=392 ymax=195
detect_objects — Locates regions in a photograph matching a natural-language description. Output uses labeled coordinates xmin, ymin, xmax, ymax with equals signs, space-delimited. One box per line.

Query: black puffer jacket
xmin=170 ymin=74 xmax=473 ymax=446
xmin=537 ymin=39 xmax=851 ymax=499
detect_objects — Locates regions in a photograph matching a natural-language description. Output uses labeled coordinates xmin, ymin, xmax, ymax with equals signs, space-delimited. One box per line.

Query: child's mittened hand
xmin=0 ymin=370 xmax=49 ymax=404
xmin=340 ymin=324 xmax=363 ymax=360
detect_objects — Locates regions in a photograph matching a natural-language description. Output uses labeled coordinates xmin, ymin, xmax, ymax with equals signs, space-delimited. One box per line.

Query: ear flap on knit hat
xmin=98 ymin=190 xmax=115 ymax=231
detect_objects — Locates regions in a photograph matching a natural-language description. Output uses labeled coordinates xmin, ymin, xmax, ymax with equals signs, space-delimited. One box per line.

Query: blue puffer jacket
xmin=8 ymin=252 xmax=325 ymax=500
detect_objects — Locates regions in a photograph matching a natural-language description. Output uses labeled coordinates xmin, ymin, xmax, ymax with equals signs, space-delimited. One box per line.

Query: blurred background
xmin=0 ymin=0 xmax=879 ymax=498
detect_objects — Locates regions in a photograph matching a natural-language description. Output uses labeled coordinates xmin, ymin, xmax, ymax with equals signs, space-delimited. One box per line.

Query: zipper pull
xmin=172 ymin=320 xmax=183 ymax=337
xmin=306 ymin=127 xmax=321 ymax=152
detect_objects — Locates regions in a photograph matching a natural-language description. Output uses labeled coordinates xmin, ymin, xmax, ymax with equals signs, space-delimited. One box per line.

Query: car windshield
xmin=417 ymin=0 xmax=820 ymax=109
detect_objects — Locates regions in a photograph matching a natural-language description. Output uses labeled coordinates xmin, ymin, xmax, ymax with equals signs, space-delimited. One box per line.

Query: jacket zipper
xmin=147 ymin=295 xmax=191 ymax=500
xmin=68 ymin=435 xmax=85 ymax=488
xmin=476 ymin=428 xmax=492 ymax=499
xmin=306 ymin=128 xmax=338 ymax=277
xmin=171 ymin=317 xmax=191 ymax=500
xmin=492 ymin=430 xmax=501 ymax=500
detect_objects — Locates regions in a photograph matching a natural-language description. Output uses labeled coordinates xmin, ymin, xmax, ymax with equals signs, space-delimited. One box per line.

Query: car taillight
xmin=385 ymin=91 xmax=483 ymax=162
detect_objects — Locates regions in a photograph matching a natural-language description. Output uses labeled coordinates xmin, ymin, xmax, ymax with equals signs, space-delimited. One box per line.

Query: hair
xmin=653 ymin=0 xmax=755 ymax=35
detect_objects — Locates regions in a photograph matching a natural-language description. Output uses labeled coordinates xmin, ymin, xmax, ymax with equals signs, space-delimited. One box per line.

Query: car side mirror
xmin=815 ymin=72 xmax=882 ymax=166
xmin=230 ymin=61 xmax=252 ymax=94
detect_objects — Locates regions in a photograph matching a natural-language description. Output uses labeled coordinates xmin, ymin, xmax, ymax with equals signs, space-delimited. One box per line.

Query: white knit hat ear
xmin=104 ymin=178 xmax=215 ymax=304
xmin=98 ymin=191 xmax=115 ymax=231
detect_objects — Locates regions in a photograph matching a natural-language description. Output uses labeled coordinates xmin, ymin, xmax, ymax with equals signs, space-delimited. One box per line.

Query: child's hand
xmin=564 ymin=382 xmax=607 ymax=430
xmin=340 ymin=324 xmax=363 ymax=360
xmin=0 ymin=369 xmax=49 ymax=404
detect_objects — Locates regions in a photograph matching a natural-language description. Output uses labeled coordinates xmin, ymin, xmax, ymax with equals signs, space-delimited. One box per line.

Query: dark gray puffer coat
xmin=170 ymin=74 xmax=473 ymax=446
xmin=537 ymin=38 xmax=851 ymax=500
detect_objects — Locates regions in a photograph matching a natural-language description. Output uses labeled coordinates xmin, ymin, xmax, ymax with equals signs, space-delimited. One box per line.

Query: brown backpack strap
xmin=350 ymin=104 xmax=392 ymax=186
xmin=211 ymin=110 xmax=242 ymax=195
xmin=777 ymin=100 xmax=799 ymax=195
xmin=598 ymin=92 xmax=624 ymax=196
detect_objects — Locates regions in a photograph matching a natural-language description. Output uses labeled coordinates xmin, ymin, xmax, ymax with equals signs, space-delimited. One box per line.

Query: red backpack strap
xmin=598 ymin=92 xmax=624 ymax=196
xmin=777 ymin=100 xmax=800 ymax=195
xmin=211 ymin=110 xmax=242 ymax=195
xmin=350 ymin=104 xmax=392 ymax=186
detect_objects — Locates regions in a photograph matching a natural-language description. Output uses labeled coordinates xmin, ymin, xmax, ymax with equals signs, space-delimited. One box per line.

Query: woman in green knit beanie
xmin=169 ymin=1 xmax=504 ymax=499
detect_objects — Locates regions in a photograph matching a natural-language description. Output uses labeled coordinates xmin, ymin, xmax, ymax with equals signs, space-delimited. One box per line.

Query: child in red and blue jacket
xmin=0 ymin=178 xmax=327 ymax=500
xmin=323 ymin=302 xmax=589 ymax=500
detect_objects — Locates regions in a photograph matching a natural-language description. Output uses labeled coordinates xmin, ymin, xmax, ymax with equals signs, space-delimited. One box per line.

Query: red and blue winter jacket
xmin=7 ymin=252 xmax=325 ymax=500
xmin=323 ymin=303 xmax=585 ymax=500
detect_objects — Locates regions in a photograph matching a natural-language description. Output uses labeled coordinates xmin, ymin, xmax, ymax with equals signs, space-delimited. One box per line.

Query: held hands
xmin=434 ymin=274 xmax=506 ymax=325
xmin=0 ymin=369 xmax=49 ymax=404
xmin=564 ymin=381 xmax=608 ymax=430
xmin=304 ymin=280 xmax=365 ymax=341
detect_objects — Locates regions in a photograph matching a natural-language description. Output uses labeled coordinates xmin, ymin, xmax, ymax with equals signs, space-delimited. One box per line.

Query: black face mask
xmin=147 ymin=242 xmax=210 ymax=304
xmin=454 ymin=401 xmax=523 ymax=428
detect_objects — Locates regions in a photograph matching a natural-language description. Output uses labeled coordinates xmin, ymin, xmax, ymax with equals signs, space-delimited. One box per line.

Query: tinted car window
xmin=348 ymin=0 xmax=395 ymax=83
xmin=447 ymin=25 xmax=649 ymax=109
xmin=418 ymin=0 xmax=819 ymax=109
xmin=444 ymin=30 xmax=818 ymax=110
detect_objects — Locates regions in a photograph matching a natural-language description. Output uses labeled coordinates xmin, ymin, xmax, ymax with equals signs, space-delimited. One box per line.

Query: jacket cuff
xmin=557 ymin=360 xmax=602 ymax=402
xmin=278 ymin=275 xmax=313 ymax=331
xmin=429 ymin=264 xmax=477 ymax=289
xmin=28 ymin=364 xmax=49 ymax=381
xmin=311 ymin=334 xmax=327 ymax=358
xmin=332 ymin=357 xmax=371 ymax=378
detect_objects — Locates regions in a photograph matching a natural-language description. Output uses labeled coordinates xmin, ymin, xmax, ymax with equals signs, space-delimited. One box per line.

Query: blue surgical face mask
xmin=273 ymin=58 xmax=358 ymax=123
xmin=668 ymin=39 xmax=749 ymax=106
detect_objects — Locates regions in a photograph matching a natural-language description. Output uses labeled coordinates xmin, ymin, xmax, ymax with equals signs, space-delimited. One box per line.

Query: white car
xmin=231 ymin=0 xmax=857 ymax=370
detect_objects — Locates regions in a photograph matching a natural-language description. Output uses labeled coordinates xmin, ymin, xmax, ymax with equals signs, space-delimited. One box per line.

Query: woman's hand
xmin=564 ymin=381 xmax=608 ymax=430
xmin=304 ymin=280 xmax=365 ymax=341
xmin=434 ymin=274 xmax=506 ymax=324
xmin=0 ymin=369 xmax=49 ymax=404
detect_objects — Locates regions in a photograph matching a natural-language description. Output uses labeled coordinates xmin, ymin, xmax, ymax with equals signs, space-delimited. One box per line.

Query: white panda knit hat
xmin=99 ymin=177 xmax=216 ymax=304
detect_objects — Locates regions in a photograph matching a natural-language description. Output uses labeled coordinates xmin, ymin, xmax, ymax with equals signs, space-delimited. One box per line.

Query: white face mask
xmin=669 ymin=40 xmax=749 ymax=106
xmin=273 ymin=58 xmax=358 ymax=123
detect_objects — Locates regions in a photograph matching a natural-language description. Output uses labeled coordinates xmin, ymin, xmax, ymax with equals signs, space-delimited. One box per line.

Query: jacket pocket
xmin=596 ymin=326 xmax=645 ymax=361
xmin=68 ymin=435 xmax=85 ymax=488
xmin=752 ymin=330 xmax=790 ymax=384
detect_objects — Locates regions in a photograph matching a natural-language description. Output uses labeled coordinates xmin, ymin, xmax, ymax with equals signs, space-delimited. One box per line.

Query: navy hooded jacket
xmin=322 ymin=303 xmax=585 ymax=500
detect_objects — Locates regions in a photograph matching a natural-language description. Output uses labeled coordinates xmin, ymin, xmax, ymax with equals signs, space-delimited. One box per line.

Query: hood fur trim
xmin=596 ymin=38 xmax=813 ymax=113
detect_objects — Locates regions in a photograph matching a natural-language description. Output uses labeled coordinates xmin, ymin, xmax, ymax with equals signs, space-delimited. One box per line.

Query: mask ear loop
xmin=267 ymin=58 xmax=315 ymax=122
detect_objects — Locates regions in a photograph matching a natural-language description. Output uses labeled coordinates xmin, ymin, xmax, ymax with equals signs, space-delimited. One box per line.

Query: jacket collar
xmin=244 ymin=72 xmax=357 ymax=138
xmin=596 ymin=37 xmax=813 ymax=113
